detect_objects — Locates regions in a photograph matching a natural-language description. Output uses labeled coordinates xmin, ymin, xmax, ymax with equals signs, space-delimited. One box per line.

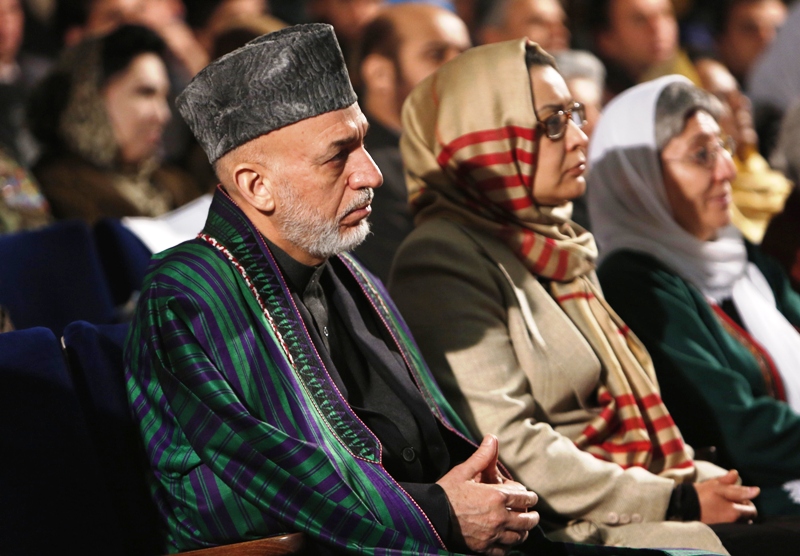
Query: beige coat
xmin=389 ymin=218 xmax=728 ymax=552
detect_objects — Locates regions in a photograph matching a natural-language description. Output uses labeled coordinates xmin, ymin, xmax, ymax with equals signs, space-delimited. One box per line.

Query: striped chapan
xmin=124 ymin=188 xmax=476 ymax=554
xmin=400 ymin=38 xmax=694 ymax=481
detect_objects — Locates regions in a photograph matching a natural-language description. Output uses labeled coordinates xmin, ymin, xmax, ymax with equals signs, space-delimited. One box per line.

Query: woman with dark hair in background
xmin=28 ymin=24 xmax=199 ymax=224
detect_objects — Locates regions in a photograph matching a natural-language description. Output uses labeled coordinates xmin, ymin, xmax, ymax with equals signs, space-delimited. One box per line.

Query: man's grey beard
xmin=275 ymin=183 xmax=373 ymax=260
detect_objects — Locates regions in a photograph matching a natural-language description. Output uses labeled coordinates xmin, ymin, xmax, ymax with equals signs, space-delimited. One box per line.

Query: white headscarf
xmin=587 ymin=75 xmax=800 ymax=414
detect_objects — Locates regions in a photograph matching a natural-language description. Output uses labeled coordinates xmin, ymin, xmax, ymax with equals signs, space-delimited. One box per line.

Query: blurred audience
xmin=589 ymin=0 xmax=697 ymax=100
xmin=714 ymin=0 xmax=787 ymax=87
xmin=56 ymin=0 xmax=144 ymax=46
xmin=184 ymin=0 xmax=267 ymax=62
xmin=0 ymin=0 xmax=48 ymax=167
xmin=762 ymin=99 xmax=800 ymax=293
xmin=28 ymin=24 xmax=200 ymax=224
xmin=552 ymin=48 xmax=605 ymax=229
xmin=477 ymin=0 xmax=569 ymax=52
xmin=748 ymin=1 xmax=800 ymax=159
xmin=0 ymin=146 xmax=51 ymax=233
xmin=308 ymin=0 xmax=383 ymax=61
xmin=352 ymin=1 xmax=470 ymax=280
xmin=696 ymin=57 xmax=792 ymax=244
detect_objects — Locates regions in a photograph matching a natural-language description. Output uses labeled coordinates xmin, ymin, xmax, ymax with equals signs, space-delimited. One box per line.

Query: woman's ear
xmin=232 ymin=162 xmax=276 ymax=213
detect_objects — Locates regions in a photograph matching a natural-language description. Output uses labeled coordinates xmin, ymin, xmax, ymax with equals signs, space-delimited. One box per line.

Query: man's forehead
xmin=275 ymin=103 xmax=366 ymax=142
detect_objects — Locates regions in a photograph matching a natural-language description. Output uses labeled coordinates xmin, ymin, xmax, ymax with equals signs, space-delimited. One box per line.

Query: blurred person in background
xmin=760 ymin=99 xmax=800 ymax=294
xmin=552 ymin=48 xmax=605 ymax=229
xmin=352 ymin=1 xmax=470 ymax=280
xmin=477 ymin=0 xmax=569 ymax=52
xmin=715 ymin=0 xmax=787 ymax=87
xmin=28 ymin=24 xmax=200 ymax=224
xmin=0 ymin=0 xmax=48 ymax=167
xmin=589 ymin=0 xmax=698 ymax=100
xmin=184 ymin=0 xmax=267 ymax=62
xmin=308 ymin=0 xmax=383 ymax=61
xmin=695 ymin=57 xmax=791 ymax=244
xmin=0 ymin=146 xmax=51 ymax=234
xmin=747 ymin=2 xmax=800 ymax=159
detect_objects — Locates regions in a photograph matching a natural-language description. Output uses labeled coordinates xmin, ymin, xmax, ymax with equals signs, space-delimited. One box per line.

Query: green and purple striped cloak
xmin=125 ymin=188 xmax=721 ymax=556
xmin=125 ymin=189 xmax=476 ymax=554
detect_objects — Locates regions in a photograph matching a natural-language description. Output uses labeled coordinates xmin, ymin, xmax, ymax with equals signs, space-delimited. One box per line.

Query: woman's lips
xmin=566 ymin=161 xmax=586 ymax=176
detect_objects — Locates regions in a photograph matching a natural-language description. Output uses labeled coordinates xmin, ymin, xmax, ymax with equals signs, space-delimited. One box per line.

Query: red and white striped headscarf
xmin=400 ymin=39 xmax=695 ymax=479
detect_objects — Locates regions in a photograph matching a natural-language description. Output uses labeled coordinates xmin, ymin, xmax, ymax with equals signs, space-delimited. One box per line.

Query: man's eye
xmin=426 ymin=47 xmax=448 ymax=63
xmin=330 ymin=150 xmax=349 ymax=163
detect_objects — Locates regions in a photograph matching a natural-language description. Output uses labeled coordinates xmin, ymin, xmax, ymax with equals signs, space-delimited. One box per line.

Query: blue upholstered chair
xmin=62 ymin=321 xmax=164 ymax=556
xmin=0 ymin=326 xmax=122 ymax=555
xmin=93 ymin=219 xmax=153 ymax=306
xmin=0 ymin=220 xmax=117 ymax=334
xmin=62 ymin=321 xmax=308 ymax=556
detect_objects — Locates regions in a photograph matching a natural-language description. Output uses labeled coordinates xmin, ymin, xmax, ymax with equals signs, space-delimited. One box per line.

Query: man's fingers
xmin=502 ymin=488 xmax=539 ymax=511
xmin=455 ymin=435 xmax=499 ymax=482
xmin=504 ymin=509 xmax=540 ymax=532
xmin=495 ymin=528 xmax=530 ymax=547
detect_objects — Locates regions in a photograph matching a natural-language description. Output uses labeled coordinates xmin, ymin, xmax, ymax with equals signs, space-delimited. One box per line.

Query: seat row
xmin=0 ymin=321 xmax=305 ymax=556
xmin=0 ymin=219 xmax=152 ymax=335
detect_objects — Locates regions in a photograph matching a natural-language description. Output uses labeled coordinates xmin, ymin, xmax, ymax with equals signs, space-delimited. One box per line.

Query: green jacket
xmin=598 ymin=246 xmax=800 ymax=516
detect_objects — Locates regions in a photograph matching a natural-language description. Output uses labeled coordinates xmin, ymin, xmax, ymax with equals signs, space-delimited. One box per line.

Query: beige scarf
xmin=400 ymin=39 xmax=694 ymax=479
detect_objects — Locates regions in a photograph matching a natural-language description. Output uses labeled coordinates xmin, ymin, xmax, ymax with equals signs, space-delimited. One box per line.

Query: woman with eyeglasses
xmin=589 ymin=75 xmax=800 ymax=519
xmin=387 ymin=41 xmax=774 ymax=552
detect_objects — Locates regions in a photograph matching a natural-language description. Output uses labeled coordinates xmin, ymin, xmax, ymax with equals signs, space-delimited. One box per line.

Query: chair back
xmin=94 ymin=219 xmax=153 ymax=306
xmin=0 ymin=220 xmax=116 ymax=334
xmin=0 ymin=326 xmax=121 ymax=554
xmin=62 ymin=320 xmax=165 ymax=556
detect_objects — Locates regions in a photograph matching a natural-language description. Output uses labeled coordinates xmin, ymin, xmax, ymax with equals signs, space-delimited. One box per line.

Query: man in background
xmin=353 ymin=2 xmax=470 ymax=280
xmin=477 ymin=0 xmax=569 ymax=52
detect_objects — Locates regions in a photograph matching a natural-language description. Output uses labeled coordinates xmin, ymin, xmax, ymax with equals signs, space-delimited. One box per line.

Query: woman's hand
xmin=695 ymin=469 xmax=759 ymax=524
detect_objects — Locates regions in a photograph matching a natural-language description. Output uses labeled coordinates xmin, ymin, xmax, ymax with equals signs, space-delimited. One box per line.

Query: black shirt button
xmin=401 ymin=447 xmax=416 ymax=463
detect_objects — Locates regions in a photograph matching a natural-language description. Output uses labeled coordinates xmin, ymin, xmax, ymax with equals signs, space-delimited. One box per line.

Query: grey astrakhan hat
xmin=176 ymin=23 xmax=357 ymax=164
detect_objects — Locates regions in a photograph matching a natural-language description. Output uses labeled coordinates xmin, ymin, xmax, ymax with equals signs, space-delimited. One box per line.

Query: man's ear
xmin=232 ymin=163 xmax=276 ymax=213
xmin=361 ymin=53 xmax=397 ymax=95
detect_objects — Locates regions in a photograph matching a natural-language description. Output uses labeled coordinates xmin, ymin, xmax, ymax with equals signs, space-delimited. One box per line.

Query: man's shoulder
xmin=142 ymin=238 xmax=243 ymax=300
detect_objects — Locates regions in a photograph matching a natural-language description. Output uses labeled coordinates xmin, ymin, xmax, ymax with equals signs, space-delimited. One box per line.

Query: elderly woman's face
xmin=102 ymin=52 xmax=171 ymax=165
xmin=530 ymin=64 xmax=589 ymax=206
xmin=660 ymin=110 xmax=736 ymax=241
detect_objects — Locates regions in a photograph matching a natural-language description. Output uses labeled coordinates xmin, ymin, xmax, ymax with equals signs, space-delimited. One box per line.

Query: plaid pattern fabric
xmin=400 ymin=39 xmax=693 ymax=480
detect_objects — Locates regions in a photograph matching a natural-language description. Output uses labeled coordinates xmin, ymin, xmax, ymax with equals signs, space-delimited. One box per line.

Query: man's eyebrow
xmin=327 ymin=123 xmax=369 ymax=150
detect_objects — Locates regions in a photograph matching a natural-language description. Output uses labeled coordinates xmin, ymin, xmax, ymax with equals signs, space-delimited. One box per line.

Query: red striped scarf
xmin=401 ymin=38 xmax=694 ymax=479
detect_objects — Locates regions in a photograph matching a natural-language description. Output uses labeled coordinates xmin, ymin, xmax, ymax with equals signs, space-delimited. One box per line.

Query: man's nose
xmin=350 ymin=146 xmax=383 ymax=189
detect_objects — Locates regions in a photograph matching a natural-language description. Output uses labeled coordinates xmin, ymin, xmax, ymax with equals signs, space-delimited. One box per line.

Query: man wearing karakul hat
xmin=123 ymin=24 xmax=721 ymax=556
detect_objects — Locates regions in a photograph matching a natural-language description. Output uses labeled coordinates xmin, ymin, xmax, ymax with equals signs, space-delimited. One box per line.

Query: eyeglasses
xmin=664 ymin=136 xmax=736 ymax=170
xmin=536 ymin=102 xmax=586 ymax=140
